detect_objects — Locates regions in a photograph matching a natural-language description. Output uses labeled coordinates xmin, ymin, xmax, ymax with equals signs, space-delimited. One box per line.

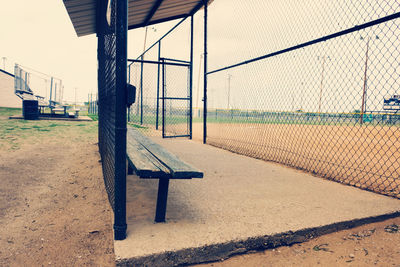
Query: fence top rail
xmin=160 ymin=57 xmax=191 ymax=64
xmin=207 ymin=12 xmax=400 ymax=75
xmin=128 ymin=58 xmax=190 ymax=67
xmin=134 ymin=17 xmax=189 ymax=61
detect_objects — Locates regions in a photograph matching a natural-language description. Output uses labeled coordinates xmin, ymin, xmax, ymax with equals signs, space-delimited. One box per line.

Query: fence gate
xmin=161 ymin=58 xmax=191 ymax=138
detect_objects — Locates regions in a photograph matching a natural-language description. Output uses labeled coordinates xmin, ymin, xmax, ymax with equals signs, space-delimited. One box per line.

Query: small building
xmin=0 ymin=68 xmax=20 ymax=108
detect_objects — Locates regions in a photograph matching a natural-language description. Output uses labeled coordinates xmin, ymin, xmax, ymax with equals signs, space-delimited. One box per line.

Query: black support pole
xmin=128 ymin=64 xmax=131 ymax=122
xmin=156 ymin=41 xmax=161 ymax=130
xmin=114 ymin=0 xmax=128 ymax=241
xmin=140 ymin=55 xmax=144 ymax=125
xmin=162 ymin=59 xmax=166 ymax=138
xmin=203 ymin=0 xmax=208 ymax=144
xmin=189 ymin=15 xmax=194 ymax=139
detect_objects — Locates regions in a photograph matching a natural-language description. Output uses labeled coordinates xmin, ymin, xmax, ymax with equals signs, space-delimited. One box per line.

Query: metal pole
xmin=128 ymin=64 xmax=131 ymax=122
xmin=54 ymin=83 xmax=57 ymax=104
xmin=60 ymin=82 xmax=63 ymax=103
xmin=143 ymin=27 xmax=148 ymax=60
xmin=361 ymin=37 xmax=370 ymax=125
xmin=156 ymin=41 xmax=161 ymax=130
xmin=1 ymin=57 xmax=6 ymax=70
xmin=24 ymin=72 xmax=28 ymax=91
xmin=114 ymin=0 xmax=128 ymax=240
xmin=318 ymin=56 xmax=326 ymax=120
xmin=45 ymin=79 xmax=48 ymax=99
xmin=196 ymin=53 xmax=203 ymax=110
xmin=227 ymin=74 xmax=232 ymax=109
xmin=140 ymin=55 xmax=144 ymax=125
xmin=162 ymin=59 xmax=166 ymax=138
xmin=203 ymin=0 xmax=208 ymax=144
xmin=49 ymin=77 xmax=53 ymax=103
xmin=189 ymin=15 xmax=194 ymax=139
xmin=14 ymin=64 xmax=18 ymax=92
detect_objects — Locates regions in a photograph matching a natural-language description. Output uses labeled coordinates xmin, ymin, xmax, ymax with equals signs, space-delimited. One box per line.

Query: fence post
xmin=162 ymin=59 xmax=166 ymax=138
xmin=156 ymin=41 xmax=161 ymax=129
xmin=189 ymin=15 xmax=194 ymax=139
xmin=127 ymin=64 xmax=131 ymax=122
xmin=114 ymin=0 xmax=128 ymax=241
xmin=203 ymin=0 xmax=208 ymax=144
xmin=140 ymin=55 xmax=144 ymax=125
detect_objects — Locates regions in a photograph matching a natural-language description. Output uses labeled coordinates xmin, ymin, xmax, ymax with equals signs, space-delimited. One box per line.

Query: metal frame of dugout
xmin=88 ymin=0 xmax=209 ymax=240
xmin=127 ymin=57 xmax=192 ymax=139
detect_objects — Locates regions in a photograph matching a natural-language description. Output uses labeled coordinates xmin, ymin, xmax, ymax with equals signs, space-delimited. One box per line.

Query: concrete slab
xmin=115 ymin=137 xmax=400 ymax=266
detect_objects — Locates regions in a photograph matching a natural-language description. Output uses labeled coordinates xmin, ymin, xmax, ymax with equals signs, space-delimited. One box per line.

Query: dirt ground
xmin=195 ymin=216 xmax=400 ymax=267
xmin=0 ymin=108 xmax=115 ymax=266
xmin=1 ymin=108 xmax=399 ymax=267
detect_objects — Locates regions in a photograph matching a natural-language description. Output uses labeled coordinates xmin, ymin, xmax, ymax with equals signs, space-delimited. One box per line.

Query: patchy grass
xmin=0 ymin=107 xmax=22 ymax=117
xmin=87 ymin=114 xmax=98 ymax=121
xmin=128 ymin=123 xmax=148 ymax=129
xmin=0 ymin=108 xmax=98 ymax=151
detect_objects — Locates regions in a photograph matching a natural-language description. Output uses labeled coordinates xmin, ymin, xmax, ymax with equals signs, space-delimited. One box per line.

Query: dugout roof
xmin=63 ymin=0 xmax=208 ymax=37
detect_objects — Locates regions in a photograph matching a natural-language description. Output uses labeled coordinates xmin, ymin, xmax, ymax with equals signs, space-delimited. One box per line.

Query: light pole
xmin=360 ymin=35 xmax=379 ymax=124
xmin=1 ymin=57 xmax=6 ymax=70
xmin=142 ymin=26 xmax=156 ymax=60
xmin=75 ymin=87 xmax=77 ymax=108
xmin=318 ymin=56 xmax=326 ymax=117
xmin=196 ymin=53 xmax=204 ymax=110
xmin=227 ymin=74 xmax=232 ymax=109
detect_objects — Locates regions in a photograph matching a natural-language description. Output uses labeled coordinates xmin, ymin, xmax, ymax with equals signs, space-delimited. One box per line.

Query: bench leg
xmin=127 ymin=164 xmax=133 ymax=175
xmin=155 ymin=178 xmax=170 ymax=223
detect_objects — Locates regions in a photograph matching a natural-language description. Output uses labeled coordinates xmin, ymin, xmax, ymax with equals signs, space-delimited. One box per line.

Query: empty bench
xmin=126 ymin=127 xmax=203 ymax=222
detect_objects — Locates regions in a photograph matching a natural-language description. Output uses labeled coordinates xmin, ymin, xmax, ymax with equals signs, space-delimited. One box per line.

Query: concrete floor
xmin=115 ymin=137 xmax=400 ymax=266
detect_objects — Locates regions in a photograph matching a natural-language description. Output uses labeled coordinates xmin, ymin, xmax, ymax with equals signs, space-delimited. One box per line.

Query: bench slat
xmin=127 ymin=136 xmax=170 ymax=178
xmin=127 ymin=128 xmax=203 ymax=179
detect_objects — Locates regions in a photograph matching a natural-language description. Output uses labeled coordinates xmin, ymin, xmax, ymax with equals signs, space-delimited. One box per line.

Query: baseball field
xmin=186 ymin=122 xmax=400 ymax=198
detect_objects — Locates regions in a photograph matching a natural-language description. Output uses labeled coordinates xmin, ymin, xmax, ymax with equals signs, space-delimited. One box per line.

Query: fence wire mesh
xmin=162 ymin=60 xmax=191 ymax=137
xmin=205 ymin=0 xmax=400 ymax=198
xmin=98 ymin=0 xmax=117 ymax=211
xmin=88 ymin=93 xmax=98 ymax=115
xmin=128 ymin=17 xmax=195 ymax=138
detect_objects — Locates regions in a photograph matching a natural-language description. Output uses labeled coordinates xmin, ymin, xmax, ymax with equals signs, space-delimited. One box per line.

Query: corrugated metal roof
xmin=63 ymin=0 xmax=206 ymax=37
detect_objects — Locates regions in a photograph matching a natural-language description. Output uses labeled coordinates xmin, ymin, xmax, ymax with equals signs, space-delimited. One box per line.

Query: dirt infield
xmin=190 ymin=122 xmax=400 ymax=198
xmin=0 ymin=109 xmax=114 ymax=266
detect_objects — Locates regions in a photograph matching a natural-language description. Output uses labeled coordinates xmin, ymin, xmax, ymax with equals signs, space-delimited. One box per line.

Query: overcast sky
xmin=0 ymin=0 xmax=179 ymax=103
xmin=2 ymin=0 xmax=398 ymax=112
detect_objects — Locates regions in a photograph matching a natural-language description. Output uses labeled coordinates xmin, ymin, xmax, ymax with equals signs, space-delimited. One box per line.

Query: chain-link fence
xmin=87 ymin=93 xmax=98 ymax=115
xmin=14 ymin=64 xmax=63 ymax=105
xmin=205 ymin=0 xmax=400 ymax=198
xmin=128 ymin=16 xmax=196 ymax=138
xmin=97 ymin=0 xmax=127 ymax=240
xmin=161 ymin=58 xmax=191 ymax=137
